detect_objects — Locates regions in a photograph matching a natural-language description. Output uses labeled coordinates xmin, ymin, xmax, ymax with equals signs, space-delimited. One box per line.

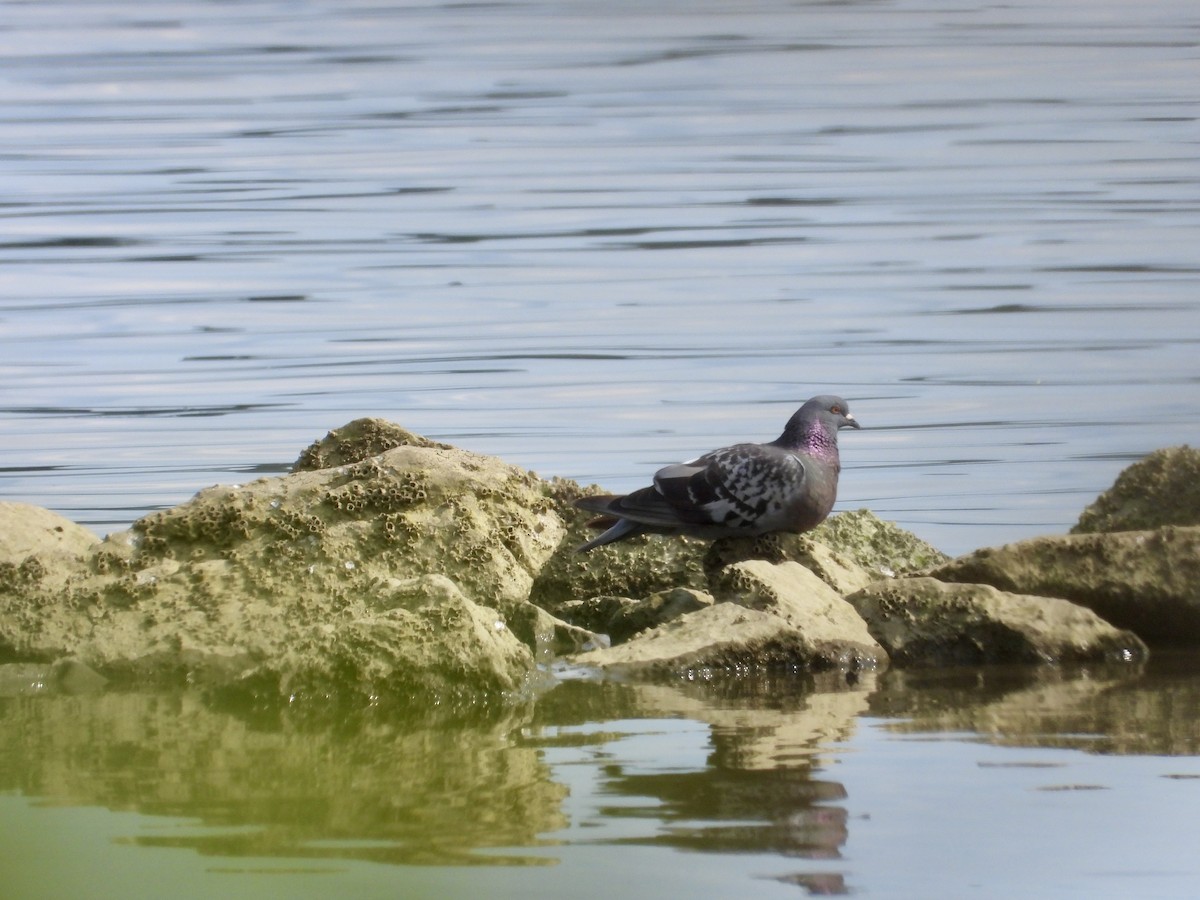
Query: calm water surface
xmin=4 ymin=658 xmax=1200 ymax=899
xmin=2 ymin=0 xmax=1197 ymax=555
xmin=2 ymin=1 xmax=1199 ymax=896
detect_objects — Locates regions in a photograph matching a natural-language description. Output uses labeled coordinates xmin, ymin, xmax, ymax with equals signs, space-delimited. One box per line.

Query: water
xmin=1 ymin=1 xmax=1199 ymax=895
xmin=4 ymin=658 xmax=1200 ymax=899
xmin=2 ymin=0 xmax=1198 ymax=556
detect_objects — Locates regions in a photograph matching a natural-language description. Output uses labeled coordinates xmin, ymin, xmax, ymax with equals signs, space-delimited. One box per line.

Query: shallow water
xmin=4 ymin=656 xmax=1200 ymax=899
xmin=2 ymin=1 xmax=1199 ymax=896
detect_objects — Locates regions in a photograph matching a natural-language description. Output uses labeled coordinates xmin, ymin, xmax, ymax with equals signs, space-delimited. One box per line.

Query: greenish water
xmin=4 ymin=656 xmax=1200 ymax=898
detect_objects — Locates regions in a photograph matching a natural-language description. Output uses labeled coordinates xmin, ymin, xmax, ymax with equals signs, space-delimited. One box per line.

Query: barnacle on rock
xmin=291 ymin=417 xmax=452 ymax=472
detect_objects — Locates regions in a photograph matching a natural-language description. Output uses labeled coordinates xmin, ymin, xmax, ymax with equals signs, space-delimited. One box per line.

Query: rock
xmin=710 ymin=560 xmax=887 ymax=670
xmin=703 ymin=532 xmax=876 ymax=594
xmin=292 ymin=417 xmax=451 ymax=472
xmin=503 ymin=601 xmax=609 ymax=660
xmin=846 ymin=577 xmax=1148 ymax=667
xmin=554 ymin=595 xmax=637 ymax=635
xmin=930 ymin=527 xmax=1200 ymax=643
xmin=1073 ymin=446 xmax=1200 ymax=533
xmin=606 ymin=587 xmax=715 ymax=644
xmin=569 ymin=603 xmax=832 ymax=676
xmin=232 ymin=575 xmax=535 ymax=708
xmin=809 ymin=508 xmax=949 ymax=576
xmin=0 ymin=429 xmax=567 ymax=705
xmin=529 ymin=480 xmax=710 ymax=613
xmin=0 ymin=502 xmax=99 ymax=562
xmin=791 ymin=540 xmax=878 ymax=594
xmin=550 ymin=589 xmax=713 ymax=645
xmin=0 ymin=502 xmax=99 ymax=596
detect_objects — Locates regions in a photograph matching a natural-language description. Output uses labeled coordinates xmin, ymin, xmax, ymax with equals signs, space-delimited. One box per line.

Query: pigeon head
xmin=775 ymin=394 xmax=860 ymax=453
xmin=809 ymin=394 xmax=859 ymax=431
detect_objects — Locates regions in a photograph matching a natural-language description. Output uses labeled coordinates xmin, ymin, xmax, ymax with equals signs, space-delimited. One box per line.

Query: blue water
xmin=1 ymin=2 xmax=1199 ymax=896
xmin=1 ymin=0 xmax=1197 ymax=556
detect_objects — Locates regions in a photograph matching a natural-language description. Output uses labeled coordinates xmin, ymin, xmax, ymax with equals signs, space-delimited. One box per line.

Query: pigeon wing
xmin=654 ymin=443 xmax=807 ymax=529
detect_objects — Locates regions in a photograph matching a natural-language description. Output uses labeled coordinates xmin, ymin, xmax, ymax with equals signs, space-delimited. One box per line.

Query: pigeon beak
xmin=844 ymin=413 xmax=861 ymax=429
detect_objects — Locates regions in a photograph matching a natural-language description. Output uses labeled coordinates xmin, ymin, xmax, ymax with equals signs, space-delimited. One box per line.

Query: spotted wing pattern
xmin=653 ymin=443 xmax=807 ymax=531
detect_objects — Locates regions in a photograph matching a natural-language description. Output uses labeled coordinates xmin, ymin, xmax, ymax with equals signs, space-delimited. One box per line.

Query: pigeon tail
xmin=575 ymin=516 xmax=646 ymax=553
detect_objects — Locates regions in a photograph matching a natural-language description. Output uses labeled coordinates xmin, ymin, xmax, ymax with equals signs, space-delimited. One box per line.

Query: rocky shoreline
xmin=1 ymin=419 xmax=1195 ymax=710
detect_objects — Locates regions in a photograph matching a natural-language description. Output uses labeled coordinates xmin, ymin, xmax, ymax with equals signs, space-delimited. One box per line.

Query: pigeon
xmin=574 ymin=394 xmax=860 ymax=553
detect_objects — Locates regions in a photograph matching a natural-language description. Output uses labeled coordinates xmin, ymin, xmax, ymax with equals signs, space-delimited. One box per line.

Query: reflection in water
xmin=534 ymin=675 xmax=869 ymax=863
xmin=0 ymin=692 xmax=564 ymax=867
xmin=4 ymin=659 xmax=1200 ymax=881
xmin=598 ymin=743 xmax=848 ymax=858
xmin=873 ymin=651 xmax=1200 ymax=755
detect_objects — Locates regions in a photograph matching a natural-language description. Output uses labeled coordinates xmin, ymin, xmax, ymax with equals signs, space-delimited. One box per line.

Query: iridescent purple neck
xmin=801 ymin=426 xmax=840 ymax=463
xmin=774 ymin=415 xmax=840 ymax=462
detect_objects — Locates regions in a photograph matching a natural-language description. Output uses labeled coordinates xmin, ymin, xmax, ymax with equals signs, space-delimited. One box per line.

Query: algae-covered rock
xmin=606 ymin=587 xmax=715 ymax=644
xmin=234 ymin=575 xmax=535 ymax=708
xmin=711 ymin=560 xmax=887 ymax=670
xmin=703 ymin=532 xmax=876 ymax=595
xmin=569 ymin=603 xmax=829 ymax=677
xmin=0 ymin=428 xmax=566 ymax=705
xmin=930 ymin=527 xmax=1200 ymax=644
xmin=846 ymin=577 xmax=1147 ymax=667
xmin=809 ymin=509 xmax=949 ymax=576
xmin=1073 ymin=446 xmax=1200 ymax=533
xmin=18 ymin=423 xmax=1192 ymax=708
xmin=131 ymin=442 xmax=563 ymax=613
xmin=0 ymin=502 xmax=99 ymax=598
xmin=529 ymin=480 xmax=709 ymax=613
xmin=292 ymin=417 xmax=451 ymax=471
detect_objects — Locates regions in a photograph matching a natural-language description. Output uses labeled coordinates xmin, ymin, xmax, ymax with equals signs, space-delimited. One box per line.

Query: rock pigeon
xmin=574 ymin=394 xmax=860 ymax=553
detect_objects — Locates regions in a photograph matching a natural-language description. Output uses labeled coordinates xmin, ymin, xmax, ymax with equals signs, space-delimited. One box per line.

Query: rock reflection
xmin=0 ymin=692 xmax=565 ymax=866
xmin=868 ymin=651 xmax=1200 ymax=755
xmin=536 ymin=673 xmax=870 ymax=861
xmin=3 ymin=657 xmax=1198 ymax=877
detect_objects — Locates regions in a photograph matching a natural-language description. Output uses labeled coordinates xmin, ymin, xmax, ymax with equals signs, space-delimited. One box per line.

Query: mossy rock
xmin=847 ymin=576 xmax=1147 ymax=667
xmin=1073 ymin=446 xmax=1200 ymax=534
xmin=931 ymin=527 xmax=1200 ymax=644
xmin=528 ymin=480 xmax=710 ymax=612
xmin=0 ymin=426 xmax=567 ymax=704
xmin=809 ymin=509 xmax=949 ymax=575
xmin=292 ymin=417 xmax=452 ymax=472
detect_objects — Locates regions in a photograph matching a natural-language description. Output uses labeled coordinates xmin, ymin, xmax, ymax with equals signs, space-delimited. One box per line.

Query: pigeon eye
xmin=831 ymin=405 xmax=843 ymax=414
